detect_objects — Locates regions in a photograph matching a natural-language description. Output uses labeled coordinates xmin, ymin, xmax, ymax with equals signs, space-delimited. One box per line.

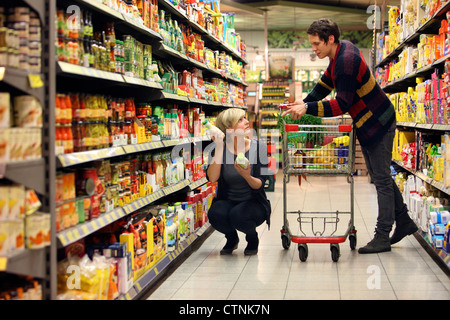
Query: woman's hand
xmin=211 ymin=129 xmax=225 ymax=145
xmin=234 ymin=161 xmax=251 ymax=178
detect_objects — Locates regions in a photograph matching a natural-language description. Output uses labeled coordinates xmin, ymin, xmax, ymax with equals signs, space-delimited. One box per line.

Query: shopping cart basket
xmin=279 ymin=107 xmax=357 ymax=262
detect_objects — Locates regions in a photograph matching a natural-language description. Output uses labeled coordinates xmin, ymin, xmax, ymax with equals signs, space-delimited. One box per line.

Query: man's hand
xmin=281 ymin=101 xmax=307 ymax=120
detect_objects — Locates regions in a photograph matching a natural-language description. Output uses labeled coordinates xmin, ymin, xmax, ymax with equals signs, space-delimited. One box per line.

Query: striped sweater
xmin=304 ymin=40 xmax=395 ymax=147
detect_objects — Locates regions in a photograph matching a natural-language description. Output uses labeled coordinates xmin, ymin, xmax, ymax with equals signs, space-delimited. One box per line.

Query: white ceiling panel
xmin=221 ymin=0 xmax=401 ymax=31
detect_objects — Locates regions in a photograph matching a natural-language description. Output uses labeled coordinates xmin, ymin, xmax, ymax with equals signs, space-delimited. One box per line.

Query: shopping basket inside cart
xmin=282 ymin=123 xmax=354 ymax=176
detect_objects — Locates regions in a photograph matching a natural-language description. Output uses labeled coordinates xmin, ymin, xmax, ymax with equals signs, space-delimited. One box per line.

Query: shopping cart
xmin=279 ymin=106 xmax=357 ymax=262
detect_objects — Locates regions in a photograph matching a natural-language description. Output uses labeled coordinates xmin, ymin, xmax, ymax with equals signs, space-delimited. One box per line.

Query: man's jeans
xmin=360 ymin=121 xmax=408 ymax=236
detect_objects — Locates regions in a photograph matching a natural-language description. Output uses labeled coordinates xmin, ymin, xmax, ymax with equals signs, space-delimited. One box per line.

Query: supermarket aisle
xmin=147 ymin=174 xmax=450 ymax=300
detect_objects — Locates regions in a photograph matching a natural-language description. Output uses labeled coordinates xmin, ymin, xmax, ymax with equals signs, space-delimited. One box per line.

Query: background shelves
xmin=0 ymin=67 xmax=45 ymax=104
xmin=0 ymin=248 xmax=47 ymax=279
xmin=3 ymin=159 xmax=47 ymax=196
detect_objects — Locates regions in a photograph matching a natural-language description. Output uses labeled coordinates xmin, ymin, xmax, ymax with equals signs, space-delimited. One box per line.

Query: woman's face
xmin=229 ymin=115 xmax=250 ymax=136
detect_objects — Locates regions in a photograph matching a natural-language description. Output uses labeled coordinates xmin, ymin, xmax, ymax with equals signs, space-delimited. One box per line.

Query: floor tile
xmin=146 ymin=174 xmax=450 ymax=301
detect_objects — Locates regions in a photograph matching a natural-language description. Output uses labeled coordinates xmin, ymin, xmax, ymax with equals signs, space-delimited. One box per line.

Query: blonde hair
xmin=215 ymin=108 xmax=246 ymax=134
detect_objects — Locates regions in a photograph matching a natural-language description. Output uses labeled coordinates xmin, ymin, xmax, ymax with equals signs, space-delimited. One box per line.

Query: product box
xmin=115 ymin=254 xmax=133 ymax=295
xmin=145 ymin=217 xmax=155 ymax=268
xmin=0 ymin=221 xmax=10 ymax=255
xmin=443 ymin=223 xmax=450 ymax=253
xmin=0 ymin=92 xmax=11 ymax=128
xmin=0 ymin=128 xmax=9 ymax=163
xmin=13 ymin=95 xmax=43 ymax=128
xmin=133 ymin=117 xmax=146 ymax=144
xmin=0 ymin=186 xmax=9 ymax=221
xmin=433 ymin=235 xmax=444 ymax=249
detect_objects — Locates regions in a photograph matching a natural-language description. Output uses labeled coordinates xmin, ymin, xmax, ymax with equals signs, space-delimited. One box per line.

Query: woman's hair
xmin=307 ymin=18 xmax=340 ymax=44
xmin=215 ymin=108 xmax=246 ymax=134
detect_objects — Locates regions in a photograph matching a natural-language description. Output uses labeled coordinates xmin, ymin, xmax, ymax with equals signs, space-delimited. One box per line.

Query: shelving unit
xmin=0 ymin=0 xmax=248 ymax=300
xmin=259 ymin=81 xmax=289 ymax=166
xmin=375 ymin=2 xmax=450 ymax=274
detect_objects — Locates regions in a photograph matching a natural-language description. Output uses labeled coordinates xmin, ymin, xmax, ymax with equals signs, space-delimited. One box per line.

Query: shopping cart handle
xmin=285 ymin=124 xmax=299 ymax=131
xmin=338 ymin=125 xmax=352 ymax=132
xmin=279 ymin=103 xmax=291 ymax=109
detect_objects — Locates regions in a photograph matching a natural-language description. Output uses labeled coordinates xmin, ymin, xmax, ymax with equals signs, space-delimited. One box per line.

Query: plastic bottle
xmin=183 ymin=201 xmax=195 ymax=236
xmin=175 ymin=202 xmax=186 ymax=242
xmin=166 ymin=213 xmax=176 ymax=252
xmin=235 ymin=152 xmax=249 ymax=169
xmin=202 ymin=120 xmax=221 ymax=137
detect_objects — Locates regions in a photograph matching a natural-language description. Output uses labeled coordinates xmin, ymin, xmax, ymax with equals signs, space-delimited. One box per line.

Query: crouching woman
xmin=206 ymin=108 xmax=271 ymax=255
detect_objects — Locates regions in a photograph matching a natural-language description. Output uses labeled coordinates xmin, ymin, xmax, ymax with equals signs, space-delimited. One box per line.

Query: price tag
xmin=28 ymin=74 xmax=44 ymax=88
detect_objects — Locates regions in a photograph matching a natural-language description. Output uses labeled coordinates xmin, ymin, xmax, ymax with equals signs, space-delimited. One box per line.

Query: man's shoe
xmin=220 ymin=234 xmax=239 ymax=255
xmin=358 ymin=232 xmax=391 ymax=254
xmin=390 ymin=216 xmax=418 ymax=245
xmin=244 ymin=233 xmax=259 ymax=256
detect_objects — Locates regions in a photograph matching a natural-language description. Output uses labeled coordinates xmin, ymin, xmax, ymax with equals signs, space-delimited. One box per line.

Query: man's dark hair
xmin=307 ymin=19 xmax=340 ymax=44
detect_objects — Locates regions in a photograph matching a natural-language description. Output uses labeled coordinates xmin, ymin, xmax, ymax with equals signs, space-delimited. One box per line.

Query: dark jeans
xmin=360 ymin=121 xmax=408 ymax=236
xmin=208 ymin=199 xmax=266 ymax=238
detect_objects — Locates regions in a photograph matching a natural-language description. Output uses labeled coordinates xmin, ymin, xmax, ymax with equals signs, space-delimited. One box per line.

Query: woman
xmin=206 ymin=108 xmax=271 ymax=255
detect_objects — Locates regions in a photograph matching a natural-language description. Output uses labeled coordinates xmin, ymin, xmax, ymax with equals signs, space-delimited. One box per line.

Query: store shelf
xmin=57 ymin=136 xmax=212 ymax=168
xmin=376 ymin=1 xmax=450 ymax=68
xmin=122 ymin=141 xmax=165 ymax=154
xmin=119 ymin=221 xmax=212 ymax=300
xmin=152 ymin=43 xmax=248 ymax=87
xmin=57 ymin=146 xmax=126 ymax=168
xmin=122 ymin=76 xmax=163 ymax=90
xmin=396 ymin=122 xmax=450 ymax=131
xmin=392 ymin=160 xmax=450 ymax=274
xmin=157 ymin=0 xmax=248 ymax=65
xmin=0 ymin=248 xmax=47 ymax=279
xmin=4 ymin=159 xmax=47 ymax=195
xmin=57 ymin=61 xmax=126 ymax=83
xmin=56 ymin=177 xmax=207 ymax=247
xmin=76 ymin=0 xmax=162 ymax=42
xmin=0 ymin=67 xmax=45 ymax=104
xmin=381 ymin=53 xmax=450 ymax=93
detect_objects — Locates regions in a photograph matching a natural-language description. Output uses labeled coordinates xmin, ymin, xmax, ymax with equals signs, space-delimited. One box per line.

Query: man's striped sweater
xmin=304 ymin=40 xmax=395 ymax=147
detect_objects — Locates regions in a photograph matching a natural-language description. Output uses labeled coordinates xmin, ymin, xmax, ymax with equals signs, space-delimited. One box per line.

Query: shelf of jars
xmin=157 ymin=0 xmax=248 ymax=65
xmin=70 ymin=0 xmax=248 ymax=69
xmin=57 ymin=135 xmax=210 ymax=168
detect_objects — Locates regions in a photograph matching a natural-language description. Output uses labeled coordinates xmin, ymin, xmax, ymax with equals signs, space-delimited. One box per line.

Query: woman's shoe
xmin=244 ymin=233 xmax=259 ymax=255
xmin=220 ymin=234 xmax=239 ymax=255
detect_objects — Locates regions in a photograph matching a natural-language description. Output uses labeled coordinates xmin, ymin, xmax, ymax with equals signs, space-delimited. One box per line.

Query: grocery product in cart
xmin=279 ymin=104 xmax=357 ymax=262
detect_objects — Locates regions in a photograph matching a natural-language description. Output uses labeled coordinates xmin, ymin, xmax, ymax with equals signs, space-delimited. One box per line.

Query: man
xmin=281 ymin=18 xmax=418 ymax=254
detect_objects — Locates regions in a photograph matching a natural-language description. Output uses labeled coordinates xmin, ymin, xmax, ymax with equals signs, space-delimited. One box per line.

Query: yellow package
xmin=0 ymin=185 xmax=9 ymax=221
xmin=0 ymin=221 xmax=10 ymax=255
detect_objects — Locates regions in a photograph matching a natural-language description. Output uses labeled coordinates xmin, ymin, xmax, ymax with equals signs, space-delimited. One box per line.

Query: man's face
xmin=308 ymin=34 xmax=334 ymax=59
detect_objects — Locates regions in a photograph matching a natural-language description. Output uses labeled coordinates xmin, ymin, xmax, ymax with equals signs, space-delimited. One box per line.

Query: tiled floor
xmin=147 ymin=174 xmax=450 ymax=300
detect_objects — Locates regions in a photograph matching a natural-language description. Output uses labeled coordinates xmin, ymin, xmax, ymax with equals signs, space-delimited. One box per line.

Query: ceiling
xmin=220 ymin=0 xmax=401 ymax=31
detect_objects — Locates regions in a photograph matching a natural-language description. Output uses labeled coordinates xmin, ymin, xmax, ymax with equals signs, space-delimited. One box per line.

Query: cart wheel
xmin=349 ymin=234 xmax=357 ymax=250
xmin=281 ymin=235 xmax=291 ymax=249
xmin=330 ymin=244 xmax=340 ymax=262
xmin=298 ymin=244 xmax=308 ymax=262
